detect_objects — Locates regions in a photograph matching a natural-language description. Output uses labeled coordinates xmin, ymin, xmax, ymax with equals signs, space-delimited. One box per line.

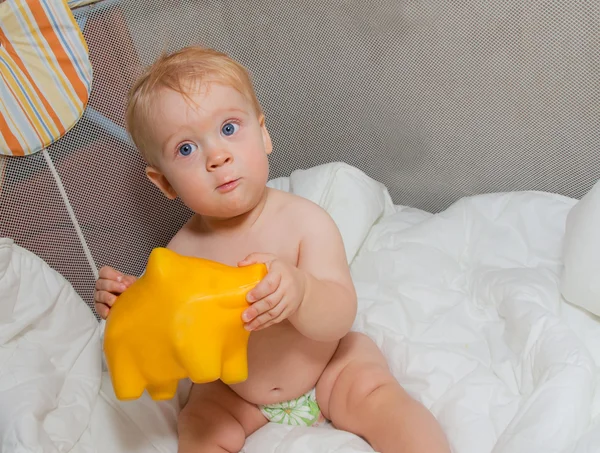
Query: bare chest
xmin=174 ymin=226 xmax=300 ymax=267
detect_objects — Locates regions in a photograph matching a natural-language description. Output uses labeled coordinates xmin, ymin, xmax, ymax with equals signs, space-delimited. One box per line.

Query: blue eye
xmin=221 ymin=122 xmax=239 ymax=136
xmin=178 ymin=143 xmax=197 ymax=156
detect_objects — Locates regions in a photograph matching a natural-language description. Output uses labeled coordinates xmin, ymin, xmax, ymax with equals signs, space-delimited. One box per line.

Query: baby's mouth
xmin=216 ymin=178 xmax=241 ymax=192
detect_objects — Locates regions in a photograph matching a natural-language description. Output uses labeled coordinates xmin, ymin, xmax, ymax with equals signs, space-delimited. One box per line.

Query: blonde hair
xmin=125 ymin=46 xmax=263 ymax=165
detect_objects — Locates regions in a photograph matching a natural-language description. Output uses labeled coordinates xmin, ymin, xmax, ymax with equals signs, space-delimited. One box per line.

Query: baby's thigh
xmin=178 ymin=380 xmax=267 ymax=453
xmin=315 ymin=332 xmax=393 ymax=418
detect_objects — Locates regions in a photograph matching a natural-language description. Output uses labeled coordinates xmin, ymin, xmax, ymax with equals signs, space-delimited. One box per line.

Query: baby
xmin=94 ymin=46 xmax=450 ymax=453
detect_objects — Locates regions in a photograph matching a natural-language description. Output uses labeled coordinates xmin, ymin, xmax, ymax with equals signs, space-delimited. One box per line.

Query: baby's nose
xmin=206 ymin=151 xmax=233 ymax=170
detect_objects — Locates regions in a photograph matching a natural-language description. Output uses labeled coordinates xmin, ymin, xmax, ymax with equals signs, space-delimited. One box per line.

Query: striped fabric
xmin=67 ymin=0 xmax=101 ymax=9
xmin=0 ymin=0 xmax=92 ymax=156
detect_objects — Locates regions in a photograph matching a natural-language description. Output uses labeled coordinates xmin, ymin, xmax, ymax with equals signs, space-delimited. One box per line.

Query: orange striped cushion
xmin=0 ymin=0 xmax=92 ymax=156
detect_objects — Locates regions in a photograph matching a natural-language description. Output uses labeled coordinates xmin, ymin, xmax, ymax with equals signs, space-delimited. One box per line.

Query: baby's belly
xmin=229 ymin=321 xmax=339 ymax=405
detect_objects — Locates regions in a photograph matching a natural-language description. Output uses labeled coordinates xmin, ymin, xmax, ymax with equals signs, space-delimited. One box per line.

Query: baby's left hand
xmin=238 ymin=253 xmax=306 ymax=331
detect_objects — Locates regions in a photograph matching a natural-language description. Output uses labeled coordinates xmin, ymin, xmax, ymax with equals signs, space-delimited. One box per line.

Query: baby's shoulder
xmin=165 ymin=215 xmax=204 ymax=254
xmin=267 ymin=188 xmax=333 ymax=228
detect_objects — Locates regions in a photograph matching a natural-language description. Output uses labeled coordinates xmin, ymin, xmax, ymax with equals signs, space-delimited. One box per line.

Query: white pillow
xmin=561 ymin=179 xmax=600 ymax=317
xmin=269 ymin=162 xmax=395 ymax=263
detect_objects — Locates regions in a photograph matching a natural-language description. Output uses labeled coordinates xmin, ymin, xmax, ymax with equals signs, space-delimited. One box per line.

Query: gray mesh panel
xmin=1 ymin=0 xmax=599 ymax=309
xmin=0 ymin=152 xmax=98 ymax=310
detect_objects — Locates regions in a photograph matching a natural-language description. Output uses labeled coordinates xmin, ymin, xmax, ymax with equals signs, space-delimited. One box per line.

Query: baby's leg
xmin=178 ymin=380 xmax=267 ymax=453
xmin=316 ymin=332 xmax=451 ymax=453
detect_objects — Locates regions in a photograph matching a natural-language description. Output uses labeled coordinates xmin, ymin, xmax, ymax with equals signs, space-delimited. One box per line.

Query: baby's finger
xmin=123 ymin=275 xmax=138 ymax=287
xmin=253 ymin=318 xmax=282 ymax=332
xmin=94 ymin=290 xmax=117 ymax=307
xmin=247 ymin=272 xmax=281 ymax=303
xmin=95 ymin=278 xmax=127 ymax=295
xmin=95 ymin=303 xmax=109 ymax=320
xmin=245 ymin=301 xmax=288 ymax=331
xmin=238 ymin=253 xmax=276 ymax=267
xmin=243 ymin=292 xmax=283 ymax=322
xmin=98 ymin=266 xmax=125 ymax=282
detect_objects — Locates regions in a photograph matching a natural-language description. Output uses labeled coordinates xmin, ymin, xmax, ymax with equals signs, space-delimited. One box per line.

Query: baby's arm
xmin=242 ymin=202 xmax=357 ymax=340
xmin=289 ymin=205 xmax=357 ymax=342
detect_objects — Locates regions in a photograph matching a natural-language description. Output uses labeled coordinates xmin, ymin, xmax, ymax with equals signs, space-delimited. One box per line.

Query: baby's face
xmin=146 ymin=83 xmax=272 ymax=219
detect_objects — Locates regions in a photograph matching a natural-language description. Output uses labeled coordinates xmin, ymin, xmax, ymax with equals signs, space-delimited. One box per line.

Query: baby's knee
xmin=178 ymin=400 xmax=246 ymax=453
xmin=323 ymin=361 xmax=399 ymax=433
xmin=343 ymin=362 xmax=399 ymax=408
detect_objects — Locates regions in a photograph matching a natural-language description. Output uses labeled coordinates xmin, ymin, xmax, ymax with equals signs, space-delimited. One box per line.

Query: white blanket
xmin=1 ymin=162 xmax=599 ymax=453
xmin=0 ymin=239 xmax=101 ymax=453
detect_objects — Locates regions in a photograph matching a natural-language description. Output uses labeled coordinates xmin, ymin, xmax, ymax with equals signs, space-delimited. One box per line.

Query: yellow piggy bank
xmin=103 ymin=247 xmax=266 ymax=401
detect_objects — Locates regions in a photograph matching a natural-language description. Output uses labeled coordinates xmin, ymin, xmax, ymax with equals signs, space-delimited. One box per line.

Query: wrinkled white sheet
xmin=1 ymin=162 xmax=599 ymax=453
xmin=0 ymin=239 xmax=102 ymax=453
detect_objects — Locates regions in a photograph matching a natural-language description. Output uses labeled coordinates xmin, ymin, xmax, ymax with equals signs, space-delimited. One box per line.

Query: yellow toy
xmin=103 ymin=247 xmax=267 ymax=401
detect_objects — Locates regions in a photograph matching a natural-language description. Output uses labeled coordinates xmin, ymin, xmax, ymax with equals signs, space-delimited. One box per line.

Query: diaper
xmin=259 ymin=388 xmax=326 ymax=427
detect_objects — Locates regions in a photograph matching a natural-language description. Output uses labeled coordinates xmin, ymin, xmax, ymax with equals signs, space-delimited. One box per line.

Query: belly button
xmin=272 ymin=387 xmax=281 ymax=392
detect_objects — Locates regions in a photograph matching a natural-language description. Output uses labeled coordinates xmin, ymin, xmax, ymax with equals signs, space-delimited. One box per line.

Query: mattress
xmin=1 ymin=162 xmax=599 ymax=453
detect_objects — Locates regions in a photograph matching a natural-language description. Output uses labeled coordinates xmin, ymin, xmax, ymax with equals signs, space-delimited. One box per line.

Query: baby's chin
xmin=185 ymin=183 xmax=268 ymax=218
xmin=195 ymin=198 xmax=263 ymax=221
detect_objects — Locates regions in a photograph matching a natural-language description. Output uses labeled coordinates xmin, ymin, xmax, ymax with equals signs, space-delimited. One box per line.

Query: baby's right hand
xmin=94 ymin=266 xmax=137 ymax=319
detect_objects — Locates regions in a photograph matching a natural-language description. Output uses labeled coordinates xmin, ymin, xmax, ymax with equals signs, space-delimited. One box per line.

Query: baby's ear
xmin=145 ymin=166 xmax=177 ymax=199
xmin=259 ymin=115 xmax=273 ymax=155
